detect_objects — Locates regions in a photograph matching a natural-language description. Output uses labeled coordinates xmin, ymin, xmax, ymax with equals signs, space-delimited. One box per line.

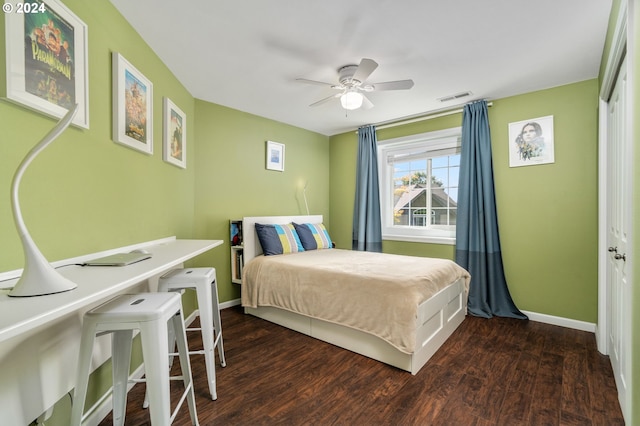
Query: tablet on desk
xmin=83 ymin=252 xmax=152 ymax=266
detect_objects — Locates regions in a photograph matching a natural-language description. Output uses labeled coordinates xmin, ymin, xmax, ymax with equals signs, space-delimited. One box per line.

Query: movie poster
xmin=23 ymin=0 xmax=76 ymax=109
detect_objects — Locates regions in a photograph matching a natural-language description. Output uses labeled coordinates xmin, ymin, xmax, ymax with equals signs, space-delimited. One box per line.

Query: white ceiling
xmin=109 ymin=0 xmax=612 ymax=136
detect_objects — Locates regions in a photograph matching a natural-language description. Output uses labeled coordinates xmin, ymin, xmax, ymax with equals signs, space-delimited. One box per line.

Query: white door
xmin=605 ymin=55 xmax=631 ymax=419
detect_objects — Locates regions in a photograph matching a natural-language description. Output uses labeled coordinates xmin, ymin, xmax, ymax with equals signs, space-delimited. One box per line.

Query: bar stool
xmin=157 ymin=267 xmax=226 ymax=401
xmin=71 ymin=293 xmax=198 ymax=426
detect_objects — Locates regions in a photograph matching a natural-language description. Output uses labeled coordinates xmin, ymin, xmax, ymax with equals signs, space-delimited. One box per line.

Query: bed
xmin=241 ymin=215 xmax=470 ymax=375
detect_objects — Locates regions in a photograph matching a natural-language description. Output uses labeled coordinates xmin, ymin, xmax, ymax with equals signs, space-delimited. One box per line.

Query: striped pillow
xmin=293 ymin=222 xmax=333 ymax=250
xmin=255 ymin=223 xmax=304 ymax=255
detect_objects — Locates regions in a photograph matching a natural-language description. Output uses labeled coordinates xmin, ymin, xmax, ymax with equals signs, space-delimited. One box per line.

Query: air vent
xmin=437 ymin=91 xmax=473 ymax=102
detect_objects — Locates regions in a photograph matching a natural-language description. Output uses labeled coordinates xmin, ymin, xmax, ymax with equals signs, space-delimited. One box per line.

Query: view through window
xmin=378 ymin=127 xmax=461 ymax=243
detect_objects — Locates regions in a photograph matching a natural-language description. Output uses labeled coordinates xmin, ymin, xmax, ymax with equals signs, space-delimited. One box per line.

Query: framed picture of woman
xmin=508 ymin=115 xmax=555 ymax=167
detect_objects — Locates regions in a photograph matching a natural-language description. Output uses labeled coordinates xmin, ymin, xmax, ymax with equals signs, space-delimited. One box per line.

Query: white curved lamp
xmin=9 ymin=105 xmax=79 ymax=297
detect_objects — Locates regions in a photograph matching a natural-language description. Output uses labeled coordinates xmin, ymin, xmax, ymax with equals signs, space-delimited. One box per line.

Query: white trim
xmin=599 ymin=1 xmax=628 ymax=101
xmin=596 ymin=0 xmax=628 ymax=355
xmin=220 ymin=298 xmax=241 ymax=309
xmin=597 ymin=98 xmax=609 ymax=354
xmin=383 ymin=234 xmax=456 ymax=245
xmin=521 ymin=310 xmax=596 ymax=333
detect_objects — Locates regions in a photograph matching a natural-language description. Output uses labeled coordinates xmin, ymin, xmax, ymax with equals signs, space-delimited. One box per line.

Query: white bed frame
xmin=242 ymin=215 xmax=467 ymax=375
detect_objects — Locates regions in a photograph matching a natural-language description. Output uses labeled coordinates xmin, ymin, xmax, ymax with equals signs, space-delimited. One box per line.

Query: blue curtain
xmin=456 ymin=101 xmax=527 ymax=319
xmin=352 ymin=125 xmax=382 ymax=252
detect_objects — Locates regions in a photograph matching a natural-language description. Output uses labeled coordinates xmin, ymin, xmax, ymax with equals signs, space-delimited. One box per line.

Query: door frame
xmin=597 ymin=0 xmax=627 ymax=355
xmin=596 ymin=1 xmax=632 ymax=422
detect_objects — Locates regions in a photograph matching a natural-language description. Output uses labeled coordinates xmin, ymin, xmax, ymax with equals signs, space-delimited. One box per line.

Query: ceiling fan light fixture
xmin=340 ymin=90 xmax=364 ymax=110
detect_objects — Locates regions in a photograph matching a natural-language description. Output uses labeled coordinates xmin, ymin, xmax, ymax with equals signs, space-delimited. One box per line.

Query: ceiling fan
xmin=296 ymin=58 xmax=414 ymax=110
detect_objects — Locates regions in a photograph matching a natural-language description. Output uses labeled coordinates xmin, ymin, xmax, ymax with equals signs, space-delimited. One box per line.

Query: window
xmin=378 ymin=127 xmax=461 ymax=244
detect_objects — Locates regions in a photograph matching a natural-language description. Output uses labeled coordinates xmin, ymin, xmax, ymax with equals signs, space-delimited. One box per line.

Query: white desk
xmin=0 ymin=237 xmax=222 ymax=425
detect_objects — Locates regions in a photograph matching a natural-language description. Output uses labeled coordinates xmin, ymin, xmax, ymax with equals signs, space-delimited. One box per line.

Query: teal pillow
xmin=293 ymin=223 xmax=333 ymax=250
xmin=255 ymin=223 xmax=304 ymax=256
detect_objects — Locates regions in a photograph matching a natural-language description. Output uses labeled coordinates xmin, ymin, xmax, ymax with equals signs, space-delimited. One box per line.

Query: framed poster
xmin=4 ymin=0 xmax=90 ymax=128
xmin=162 ymin=97 xmax=186 ymax=168
xmin=112 ymin=52 xmax=153 ymax=154
xmin=266 ymin=140 xmax=285 ymax=171
xmin=508 ymin=115 xmax=555 ymax=167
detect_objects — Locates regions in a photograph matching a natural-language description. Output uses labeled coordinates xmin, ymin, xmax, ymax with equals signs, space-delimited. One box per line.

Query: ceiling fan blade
xmin=309 ymin=93 xmax=341 ymax=107
xmin=352 ymin=58 xmax=378 ymax=83
xmin=372 ymin=79 xmax=415 ymax=91
xmin=295 ymin=78 xmax=339 ymax=88
xmin=362 ymin=94 xmax=374 ymax=110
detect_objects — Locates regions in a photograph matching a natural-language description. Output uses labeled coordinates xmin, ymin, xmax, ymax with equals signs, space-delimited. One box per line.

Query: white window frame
xmin=377 ymin=127 xmax=462 ymax=245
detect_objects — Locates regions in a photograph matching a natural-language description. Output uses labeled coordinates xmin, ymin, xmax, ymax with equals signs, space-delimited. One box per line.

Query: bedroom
xmin=0 ymin=0 xmax=638 ymax=425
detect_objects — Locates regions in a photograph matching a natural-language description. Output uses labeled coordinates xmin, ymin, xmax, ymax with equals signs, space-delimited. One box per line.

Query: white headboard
xmin=242 ymin=215 xmax=323 ymax=266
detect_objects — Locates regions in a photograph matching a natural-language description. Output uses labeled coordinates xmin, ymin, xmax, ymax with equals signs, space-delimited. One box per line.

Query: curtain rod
xmin=355 ymin=101 xmax=493 ymax=133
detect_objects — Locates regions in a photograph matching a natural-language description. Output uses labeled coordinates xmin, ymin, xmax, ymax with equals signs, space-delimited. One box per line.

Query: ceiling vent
xmin=437 ymin=91 xmax=473 ymax=102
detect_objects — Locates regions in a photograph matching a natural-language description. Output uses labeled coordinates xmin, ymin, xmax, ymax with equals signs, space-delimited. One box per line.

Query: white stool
xmin=71 ymin=293 xmax=198 ymax=426
xmin=158 ymin=267 xmax=226 ymax=401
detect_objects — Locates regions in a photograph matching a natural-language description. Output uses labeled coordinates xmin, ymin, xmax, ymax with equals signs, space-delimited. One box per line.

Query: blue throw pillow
xmin=293 ymin=223 xmax=333 ymax=250
xmin=255 ymin=223 xmax=304 ymax=256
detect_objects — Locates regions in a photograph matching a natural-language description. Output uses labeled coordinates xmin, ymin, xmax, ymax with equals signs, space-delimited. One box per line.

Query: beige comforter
xmin=241 ymin=249 xmax=470 ymax=354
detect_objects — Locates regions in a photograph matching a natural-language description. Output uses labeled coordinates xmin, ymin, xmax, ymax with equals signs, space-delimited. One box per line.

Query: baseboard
xmin=220 ymin=298 xmax=241 ymax=309
xmin=521 ymin=310 xmax=596 ymax=333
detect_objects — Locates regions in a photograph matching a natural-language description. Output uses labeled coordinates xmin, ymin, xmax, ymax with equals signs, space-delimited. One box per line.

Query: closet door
xmin=605 ymin=55 xmax=631 ymax=420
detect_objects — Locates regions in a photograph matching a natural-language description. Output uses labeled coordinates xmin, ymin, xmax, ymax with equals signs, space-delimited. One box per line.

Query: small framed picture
xmin=4 ymin=0 xmax=90 ymax=128
xmin=163 ymin=97 xmax=186 ymax=168
xmin=266 ymin=140 xmax=285 ymax=172
xmin=508 ymin=115 xmax=555 ymax=167
xmin=112 ymin=52 xmax=153 ymax=154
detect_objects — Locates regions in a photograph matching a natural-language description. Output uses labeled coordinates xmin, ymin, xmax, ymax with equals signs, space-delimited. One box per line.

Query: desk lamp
xmin=8 ymin=105 xmax=79 ymax=297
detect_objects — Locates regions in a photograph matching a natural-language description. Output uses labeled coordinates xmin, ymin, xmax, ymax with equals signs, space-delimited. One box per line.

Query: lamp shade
xmin=9 ymin=105 xmax=79 ymax=297
xmin=340 ymin=90 xmax=364 ymax=110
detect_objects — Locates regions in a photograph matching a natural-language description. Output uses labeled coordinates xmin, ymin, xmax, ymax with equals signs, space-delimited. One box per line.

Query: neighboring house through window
xmin=377 ymin=127 xmax=461 ymax=244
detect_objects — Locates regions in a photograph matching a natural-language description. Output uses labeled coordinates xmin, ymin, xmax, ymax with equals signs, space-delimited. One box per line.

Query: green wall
xmin=192 ymin=100 xmax=330 ymax=303
xmin=0 ymin=0 xmax=196 ymax=271
xmin=330 ymin=80 xmax=600 ymax=324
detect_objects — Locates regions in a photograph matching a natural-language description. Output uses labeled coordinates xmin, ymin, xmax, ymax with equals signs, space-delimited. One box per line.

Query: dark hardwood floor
xmin=99 ymin=305 xmax=624 ymax=425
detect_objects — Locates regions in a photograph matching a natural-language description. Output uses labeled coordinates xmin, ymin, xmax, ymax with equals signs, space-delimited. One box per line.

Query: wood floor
xmin=99 ymin=305 xmax=624 ymax=425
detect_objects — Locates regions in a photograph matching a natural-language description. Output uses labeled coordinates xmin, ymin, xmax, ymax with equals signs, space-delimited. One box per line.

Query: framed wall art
xmin=163 ymin=97 xmax=187 ymax=168
xmin=266 ymin=140 xmax=285 ymax=171
xmin=112 ymin=52 xmax=153 ymax=154
xmin=4 ymin=0 xmax=90 ymax=128
xmin=508 ymin=115 xmax=555 ymax=167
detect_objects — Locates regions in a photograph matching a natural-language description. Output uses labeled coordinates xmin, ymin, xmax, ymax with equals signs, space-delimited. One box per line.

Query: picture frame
xmin=508 ymin=115 xmax=555 ymax=167
xmin=4 ymin=0 xmax=90 ymax=128
xmin=266 ymin=140 xmax=285 ymax=172
xmin=163 ymin=97 xmax=187 ymax=168
xmin=112 ymin=52 xmax=153 ymax=154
